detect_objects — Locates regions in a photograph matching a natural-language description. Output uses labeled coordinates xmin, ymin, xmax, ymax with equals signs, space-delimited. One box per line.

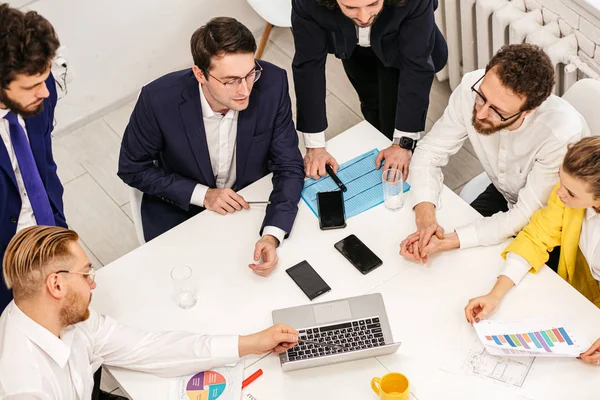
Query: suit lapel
xmin=180 ymin=82 xmax=216 ymax=187
xmin=0 ymin=137 xmax=17 ymax=187
xmin=235 ymin=87 xmax=259 ymax=185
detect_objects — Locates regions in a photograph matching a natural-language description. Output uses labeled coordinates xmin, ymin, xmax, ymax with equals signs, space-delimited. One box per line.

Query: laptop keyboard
xmin=285 ymin=317 xmax=385 ymax=362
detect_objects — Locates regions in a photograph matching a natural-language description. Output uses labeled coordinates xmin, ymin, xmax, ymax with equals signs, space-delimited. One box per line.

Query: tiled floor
xmin=51 ymin=27 xmax=483 ymax=396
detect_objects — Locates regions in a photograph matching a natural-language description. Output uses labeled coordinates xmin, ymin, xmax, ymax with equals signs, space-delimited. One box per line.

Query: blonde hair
xmin=3 ymin=226 xmax=78 ymax=301
xmin=563 ymin=136 xmax=600 ymax=211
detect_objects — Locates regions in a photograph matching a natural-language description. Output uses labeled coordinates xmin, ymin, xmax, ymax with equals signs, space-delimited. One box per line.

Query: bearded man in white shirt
xmin=399 ymin=44 xmax=588 ymax=264
xmin=0 ymin=226 xmax=299 ymax=399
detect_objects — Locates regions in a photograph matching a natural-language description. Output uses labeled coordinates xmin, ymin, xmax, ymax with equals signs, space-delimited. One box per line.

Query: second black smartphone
xmin=334 ymin=234 xmax=383 ymax=275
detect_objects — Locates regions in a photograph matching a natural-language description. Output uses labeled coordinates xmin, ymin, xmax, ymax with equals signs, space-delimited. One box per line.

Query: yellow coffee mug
xmin=371 ymin=372 xmax=410 ymax=400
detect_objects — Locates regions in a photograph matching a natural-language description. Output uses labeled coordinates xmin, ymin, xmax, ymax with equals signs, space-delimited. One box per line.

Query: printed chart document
xmin=170 ymin=362 xmax=243 ymax=400
xmin=301 ymin=148 xmax=410 ymax=219
xmin=473 ymin=319 xmax=589 ymax=357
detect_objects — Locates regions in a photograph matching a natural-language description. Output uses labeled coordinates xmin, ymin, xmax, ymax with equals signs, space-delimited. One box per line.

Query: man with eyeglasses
xmin=118 ymin=17 xmax=304 ymax=276
xmin=0 ymin=226 xmax=299 ymax=398
xmin=398 ymin=44 xmax=588 ymax=265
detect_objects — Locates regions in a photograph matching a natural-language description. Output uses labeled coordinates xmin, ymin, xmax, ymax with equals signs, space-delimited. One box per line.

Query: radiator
xmin=436 ymin=0 xmax=600 ymax=94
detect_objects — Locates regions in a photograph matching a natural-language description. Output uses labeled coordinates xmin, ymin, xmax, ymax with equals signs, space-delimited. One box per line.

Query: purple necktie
xmin=4 ymin=111 xmax=55 ymax=226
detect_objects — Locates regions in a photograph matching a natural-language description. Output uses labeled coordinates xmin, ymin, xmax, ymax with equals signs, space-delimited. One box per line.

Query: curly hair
xmin=0 ymin=4 xmax=60 ymax=88
xmin=190 ymin=17 xmax=256 ymax=77
xmin=316 ymin=0 xmax=407 ymax=10
xmin=563 ymin=137 xmax=600 ymax=205
xmin=485 ymin=44 xmax=555 ymax=111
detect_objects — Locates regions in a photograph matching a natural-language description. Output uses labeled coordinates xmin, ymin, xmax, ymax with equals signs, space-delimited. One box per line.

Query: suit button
xmin=9 ymin=216 xmax=17 ymax=223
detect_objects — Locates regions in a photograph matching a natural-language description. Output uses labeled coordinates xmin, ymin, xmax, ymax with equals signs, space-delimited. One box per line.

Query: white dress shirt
xmin=501 ymin=208 xmax=600 ymax=286
xmin=0 ymin=302 xmax=239 ymax=400
xmin=190 ymin=85 xmax=285 ymax=243
xmin=0 ymin=108 xmax=37 ymax=232
xmin=301 ymin=25 xmax=420 ymax=148
xmin=410 ymin=70 xmax=587 ymax=249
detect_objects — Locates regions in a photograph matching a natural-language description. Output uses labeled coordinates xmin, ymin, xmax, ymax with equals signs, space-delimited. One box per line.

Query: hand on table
xmin=375 ymin=145 xmax=412 ymax=181
xmin=239 ymin=323 xmax=299 ymax=356
xmin=579 ymin=338 xmax=600 ymax=365
xmin=464 ymin=293 xmax=501 ymax=324
xmin=304 ymin=148 xmax=339 ymax=180
xmin=204 ymin=188 xmax=249 ymax=215
xmin=249 ymin=235 xmax=279 ymax=276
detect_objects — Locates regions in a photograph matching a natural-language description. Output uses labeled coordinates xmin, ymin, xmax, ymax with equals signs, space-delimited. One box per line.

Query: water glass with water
xmin=382 ymin=168 xmax=405 ymax=211
xmin=171 ymin=265 xmax=197 ymax=309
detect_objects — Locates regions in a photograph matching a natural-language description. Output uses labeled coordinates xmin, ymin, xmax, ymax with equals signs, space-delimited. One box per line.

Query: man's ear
xmin=46 ymin=273 xmax=65 ymax=300
xmin=192 ymin=65 xmax=206 ymax=85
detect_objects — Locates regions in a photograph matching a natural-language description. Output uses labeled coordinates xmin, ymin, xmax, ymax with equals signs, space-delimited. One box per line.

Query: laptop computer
xmin=272 ymin=293 xmax=401 ymax=371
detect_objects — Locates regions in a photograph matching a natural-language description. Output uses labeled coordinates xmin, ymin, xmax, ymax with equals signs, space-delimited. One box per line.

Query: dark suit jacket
xmin=292 ymin=0 xmax=448 ymax=134
xmin=118 ymin=62 xmax=305 ymax=242
xmin=0 ymin=73 xmax=66 ymax=311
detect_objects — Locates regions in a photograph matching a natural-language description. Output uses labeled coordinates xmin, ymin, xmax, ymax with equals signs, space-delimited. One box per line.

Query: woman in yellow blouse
xmin=464 ymin=137 xmax=600 ymax=365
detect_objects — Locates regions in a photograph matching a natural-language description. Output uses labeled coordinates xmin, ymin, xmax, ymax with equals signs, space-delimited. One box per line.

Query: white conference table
xmin=92 ymin=121 xmax=600 ymax=400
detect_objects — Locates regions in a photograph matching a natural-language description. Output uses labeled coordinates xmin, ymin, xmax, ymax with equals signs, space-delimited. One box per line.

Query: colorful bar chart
xmin=484 ymin=327 xmax=573 ymax=354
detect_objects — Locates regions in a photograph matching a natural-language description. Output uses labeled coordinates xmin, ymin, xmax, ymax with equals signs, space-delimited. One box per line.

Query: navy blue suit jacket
xmin=0 ymin=74 xmax=67 ymax=311
xmin=292 ymin=0 xmax=448 ymax=134
xmin=118 ymin=62 xmax=305 ymax=241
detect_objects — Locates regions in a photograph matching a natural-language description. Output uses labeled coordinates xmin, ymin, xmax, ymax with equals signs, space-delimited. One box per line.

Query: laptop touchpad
xmin=313 ymin=301 xmax=352 ymax=324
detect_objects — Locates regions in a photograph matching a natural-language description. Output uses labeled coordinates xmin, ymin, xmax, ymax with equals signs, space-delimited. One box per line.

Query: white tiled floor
xmin=51 ymin=27 xmax=483 ymax=397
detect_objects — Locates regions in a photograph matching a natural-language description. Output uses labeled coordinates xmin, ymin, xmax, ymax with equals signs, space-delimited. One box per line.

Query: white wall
xmin=9 ymin=0 xmax=264 ymax=133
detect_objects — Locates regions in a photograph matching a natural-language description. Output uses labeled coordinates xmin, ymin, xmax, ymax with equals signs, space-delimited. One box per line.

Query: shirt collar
xmin=198 ymin=83 xmax=236 ymax=120
xmin=586 ymin=207 xmax=599 ymax=221
xmin=0 ymin=108 xmax=10 ymax=119
xmin=8 ymin=301 xmax=72 ymax=368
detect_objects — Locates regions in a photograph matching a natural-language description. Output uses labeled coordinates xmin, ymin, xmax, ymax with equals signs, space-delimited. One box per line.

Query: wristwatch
xmin=393 ymin=136 xmax=417 ymax=151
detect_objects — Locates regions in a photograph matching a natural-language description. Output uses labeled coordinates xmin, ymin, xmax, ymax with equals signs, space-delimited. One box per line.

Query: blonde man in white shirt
xmin=399 ymin=44 xmax=588 ymax=263
xmin=0 ymin=226 xmax=299 ymax=399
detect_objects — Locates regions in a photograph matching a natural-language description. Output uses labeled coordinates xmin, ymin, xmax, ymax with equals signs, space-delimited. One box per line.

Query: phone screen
xmin=334 ymin=234 xmax=383 ymax=274
xmin=317 ymin=191 xmax=346 ymax=230
xmin=286 ymin=261 xmax=331 ymax=300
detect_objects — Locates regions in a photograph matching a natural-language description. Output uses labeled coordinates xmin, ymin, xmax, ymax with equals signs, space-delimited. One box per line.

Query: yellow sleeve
xmin=501 ymin=184 xmax=564 ymax=272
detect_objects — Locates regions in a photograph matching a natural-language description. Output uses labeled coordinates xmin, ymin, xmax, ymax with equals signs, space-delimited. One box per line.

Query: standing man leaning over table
xmin=0 ymin=226 xmax=299 ymax=399
xmin=0 ymin=4 xmax=67 ymax=312
xmin=399 ymin=44 xmax=588 ymax=263
xmin=292 ymin=0 xmax=448 ymax=180
xmin=118 ymin=18 xmax=304 ymax=276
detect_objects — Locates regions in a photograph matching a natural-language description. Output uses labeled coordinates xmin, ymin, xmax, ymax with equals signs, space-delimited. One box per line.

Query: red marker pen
xmin=242 ymin=369 xmax=263 ymax=389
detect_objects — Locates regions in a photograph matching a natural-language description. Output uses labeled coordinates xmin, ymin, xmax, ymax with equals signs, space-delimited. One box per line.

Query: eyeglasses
xmin=471 ymin=75 xmax=524 ymax=122
xmin=206 ymin=60 xmax=263 ymax=91
xmin=56 ymin=266 xmax=97 ymax=283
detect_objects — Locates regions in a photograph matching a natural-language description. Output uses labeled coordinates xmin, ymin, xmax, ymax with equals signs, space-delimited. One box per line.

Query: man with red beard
xmin=0 ymin=226 xmax=299 ymax=399
xmin=399 ymin=44 xmax=588 ymax=264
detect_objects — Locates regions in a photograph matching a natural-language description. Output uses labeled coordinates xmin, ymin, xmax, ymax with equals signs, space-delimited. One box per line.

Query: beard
xmin=353 ymin=12 xmax=379 ymax=28
xmin=471 ymin=106 xmax=515 ymax=135
xmin=59 ymin=290 xmax=91 ymax=327
xmin=0 ymin=88 xmax=44 ymax=118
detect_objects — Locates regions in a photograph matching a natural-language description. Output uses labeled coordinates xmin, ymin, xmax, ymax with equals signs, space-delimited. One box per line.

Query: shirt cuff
xmin=393 ymin=129 xmax=422 ymax=141
xmin=190 ymin=184 xmax=210 ymax=208
xmin=205 ymin=335 xmax=241 ymax=360
xmin=262 ymin=226 xmax=286 ymax=247
xmin=301 ymin=131 xmax=326 ymax=148
xmin=500 ymin=253 xmax=532 ymax=285
xmin=455 ymin=224 xmax=480 ymax=249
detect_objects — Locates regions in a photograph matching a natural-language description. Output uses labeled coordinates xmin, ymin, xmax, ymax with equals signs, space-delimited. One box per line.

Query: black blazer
xmin=292 ymin=0 xmax=448 ymax=134
xmin=118 ymin=62 xmax=305 ymax=242
xmin=0 ymin=74 xmax=67 ymax=312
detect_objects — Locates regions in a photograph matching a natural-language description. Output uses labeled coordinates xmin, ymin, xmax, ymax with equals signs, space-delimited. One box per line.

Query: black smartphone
xmin=286 ymin=261 xmax=331 ymax=300
xmin=317 ymin=191 xmax=346 ymax=230
xmin=334 ymin=234 xmax=383 ymax=275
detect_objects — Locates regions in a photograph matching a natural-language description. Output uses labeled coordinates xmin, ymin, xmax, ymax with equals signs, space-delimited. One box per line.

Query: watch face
xmin=400 ymin=137 xmax=414 ymax=148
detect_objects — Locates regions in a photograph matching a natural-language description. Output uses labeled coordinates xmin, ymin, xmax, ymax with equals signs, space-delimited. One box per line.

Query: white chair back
xmin=129 ymin=187 xmax=145 ymax=245
xmin=246 ymin=0 xmax=292 ymax=27
xmin=562 ymin=79 xmax=600 ymax=137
